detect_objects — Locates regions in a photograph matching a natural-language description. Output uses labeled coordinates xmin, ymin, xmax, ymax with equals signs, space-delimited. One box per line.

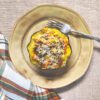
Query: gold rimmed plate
xmin=9 ymin=5 xmax=93 ymax=89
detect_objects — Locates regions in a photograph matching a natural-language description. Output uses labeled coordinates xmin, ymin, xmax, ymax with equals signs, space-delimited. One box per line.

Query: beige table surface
xmin=0 ymin=0 xmax=100 ymax=100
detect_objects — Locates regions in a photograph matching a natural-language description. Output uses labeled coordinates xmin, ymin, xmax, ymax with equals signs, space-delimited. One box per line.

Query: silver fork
xmin=48 ymin=20 xmax=100 ymax=42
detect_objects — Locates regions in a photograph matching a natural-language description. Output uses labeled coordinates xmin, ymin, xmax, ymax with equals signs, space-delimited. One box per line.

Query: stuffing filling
xmin=27 ymin=27 xmax=71 ymax=69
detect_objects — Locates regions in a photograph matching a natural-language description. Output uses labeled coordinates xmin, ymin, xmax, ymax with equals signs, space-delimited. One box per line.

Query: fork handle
xmin=71 ymin=29 xmax=100 ymax=42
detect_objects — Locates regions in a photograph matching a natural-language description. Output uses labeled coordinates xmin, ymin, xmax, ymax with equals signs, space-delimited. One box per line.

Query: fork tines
xmin=47 ymin=20 xmax=63 ymax=30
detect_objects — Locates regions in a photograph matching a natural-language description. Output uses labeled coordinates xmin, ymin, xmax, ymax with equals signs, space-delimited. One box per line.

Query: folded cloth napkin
xmin=0 ymin=33 xmax=62 ymax=100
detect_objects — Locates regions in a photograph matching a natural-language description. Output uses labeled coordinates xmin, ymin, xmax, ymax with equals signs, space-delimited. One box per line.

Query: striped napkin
xmin=0 ymin=33 xmax=62 ymax=100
